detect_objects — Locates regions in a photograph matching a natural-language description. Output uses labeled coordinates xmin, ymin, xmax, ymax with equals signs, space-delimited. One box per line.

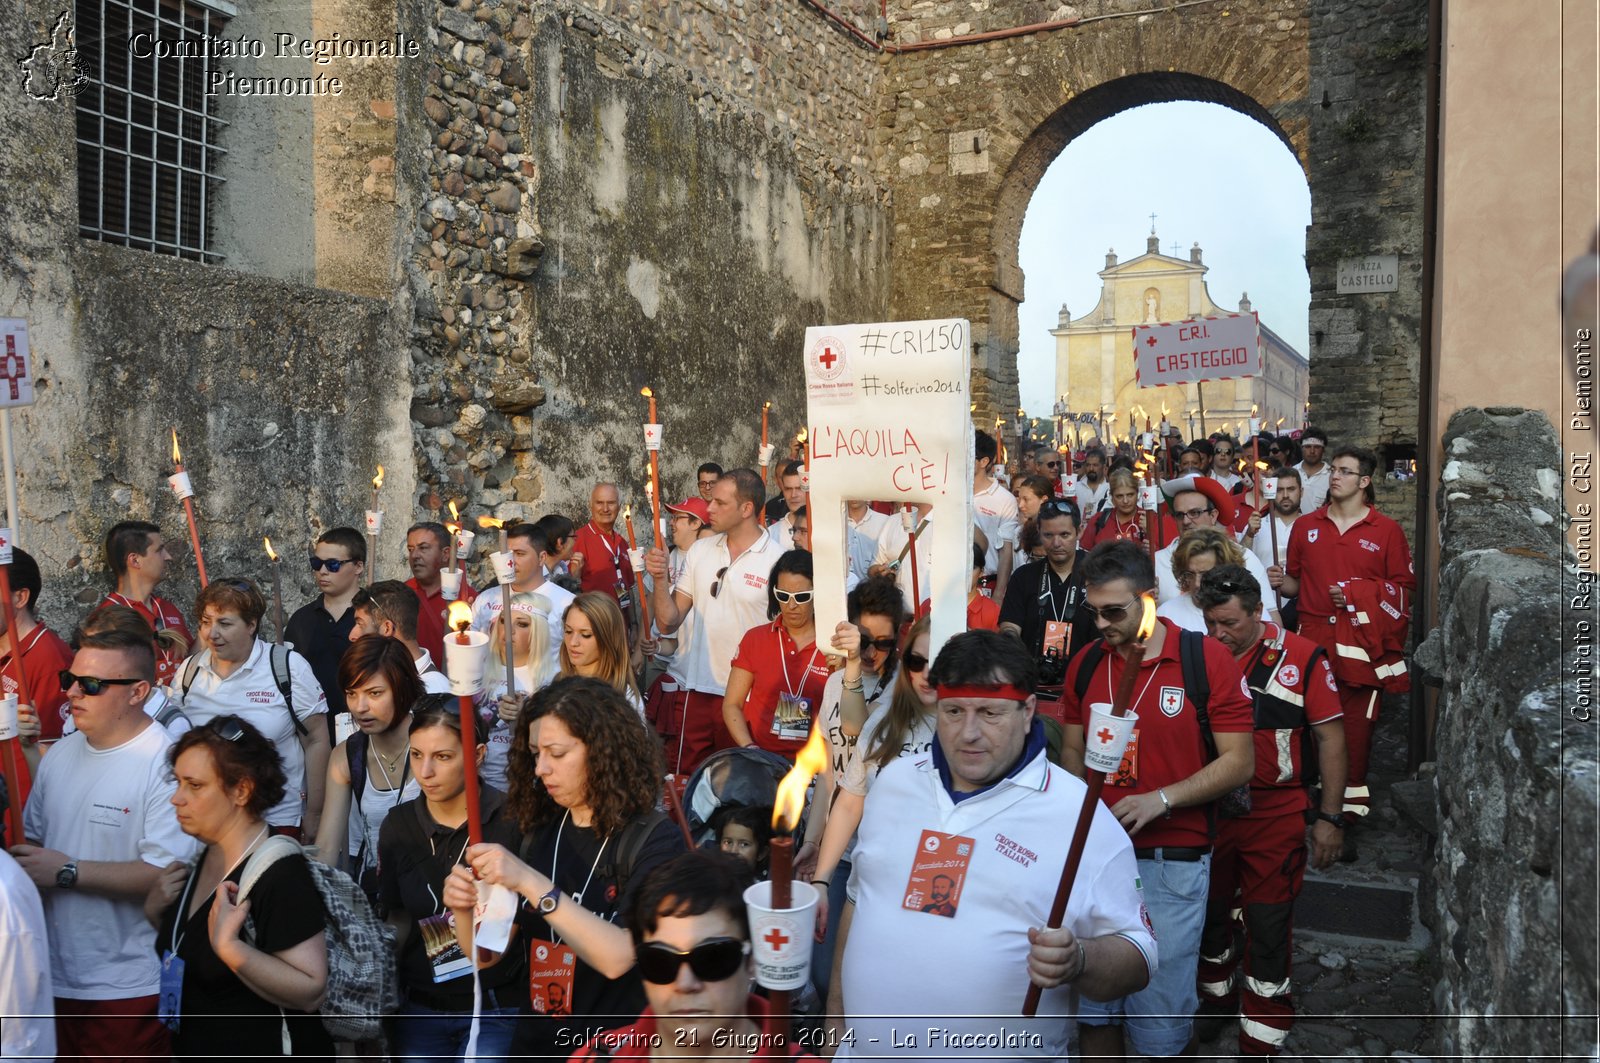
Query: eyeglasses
xmin=903 ymin=651 xmax=929 ymax=674
xmin=1175 ymin=506 xmax=1215 ymax=521
xmin=59 ymin=670 xmax=141 ymax=695
xmin=634 ymin=937 xmax=750 ymax=985
xmin=309 ymin=557 xmax=356 ymax=572
xmin=1042 ymin=460 xmax=1061 ymax=469
xmin=1329 ymin=465 xmax=1364 ymax=477
xmin=773 ymin=589 xmax=814 ymax=605
xmin=1079 ymin=598 xmax=1141 ymax=624
xmin=1267 ymin=446 xmax=1282 ymax=454
xmin=709 ymin=566 xmax=729 ymax=599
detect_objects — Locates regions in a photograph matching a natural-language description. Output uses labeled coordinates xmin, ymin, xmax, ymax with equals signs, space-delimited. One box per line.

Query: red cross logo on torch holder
xmin=1096 ymin=726 xmax=1115 ymax=746
xmin=764 ymin=927 xmax=790 ymax=953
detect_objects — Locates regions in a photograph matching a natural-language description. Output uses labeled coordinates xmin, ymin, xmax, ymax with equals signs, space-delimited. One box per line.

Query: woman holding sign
xmin=440 ymin=677 xmax=684 ymax=1058
xmin=378 ymin=696 xmax=526 ymax=1062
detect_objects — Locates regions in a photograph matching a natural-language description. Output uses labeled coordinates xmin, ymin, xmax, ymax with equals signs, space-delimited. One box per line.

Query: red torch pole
xmin=0 ymin=559 xmax=32 ymax=840
xmin=170 ymin=429 xmax=208 ymax=588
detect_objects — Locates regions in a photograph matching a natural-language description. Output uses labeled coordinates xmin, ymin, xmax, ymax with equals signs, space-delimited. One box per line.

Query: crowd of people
xmin=0 ymin=420 xmax=1413 ymax=1060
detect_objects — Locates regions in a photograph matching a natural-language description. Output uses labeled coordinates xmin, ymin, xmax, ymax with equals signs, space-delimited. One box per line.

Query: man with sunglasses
xmin=1209 ymin=436 xmax=1243 ymax=493
xmin=999 ymin=498 xmax=1094 ymax=690
xmin=839 ymin=630 xmax=1154 ymax=1060
xmin=646 ymin=468 xmax=779 ymax=773
xmin=1292 ymin=428 xmax=1331 ymax=511
xmin=1270 ymin=446 xmax=1413 ymax=840
xmin=1190 ymin=565 xmax=1347 ymax=1056
xmin=285 ymin=527 xmax=366 ymax=734
xmin=9 ymin=623 xmax=199 ymax=1061
xmin=1061 ymin=541 xmax=1255 ymax=1060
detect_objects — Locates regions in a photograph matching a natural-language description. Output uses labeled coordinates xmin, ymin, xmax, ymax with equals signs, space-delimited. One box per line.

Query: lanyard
xmin=548 ymin=810 xmax=610 ymax=945
xmin=170 ymin=825 xmax=269 ymax=956
xmin=777 ymin=629 xmax=821 ymax=699
xmin=1038 ymin=568 xmax=1078 ymax=624
xmin=1105 ymin=648 xmax=1163 ymax=715
xmin=425 ymin=829 xmax=473 ymax=915
xmin=586 ymin=523 xmax=623 ymax=570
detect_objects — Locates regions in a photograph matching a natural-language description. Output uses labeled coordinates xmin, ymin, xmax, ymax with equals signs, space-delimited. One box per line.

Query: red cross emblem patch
xmin=1159 ymin=686 xmax=1184 ymax=717
xmin=1278 ymin=664 xmax=1300 ymax=687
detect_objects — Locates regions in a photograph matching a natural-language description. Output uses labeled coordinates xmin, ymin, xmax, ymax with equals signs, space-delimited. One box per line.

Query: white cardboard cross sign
xmin=802 ymin=319 xmax=974 ymax=663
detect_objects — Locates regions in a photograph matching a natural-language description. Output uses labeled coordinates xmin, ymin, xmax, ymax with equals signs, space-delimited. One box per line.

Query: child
xmin=967 ymin=542 xmax=1000 ymax=631
xmin=479 ymin=593 xmax=559 ymax=790
xmin=712 ymin=804 xmax=774 ymax=878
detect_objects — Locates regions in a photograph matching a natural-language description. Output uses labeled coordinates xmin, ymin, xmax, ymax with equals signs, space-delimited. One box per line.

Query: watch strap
xmin=538 ymin=885 xmax=561 ymax=914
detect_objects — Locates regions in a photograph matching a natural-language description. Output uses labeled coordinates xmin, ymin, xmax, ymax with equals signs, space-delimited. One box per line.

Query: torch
xmin=903 ymin=505 xmax=922 ymax=615
xmin=1135 ymin=451 xmax=1158 ymax=559
xmin=478 ymin=515 xmax=517 ymax=694
xmin=755 ymin=727 xmax=829 ymax=1042
xmin=1261 ymin=467 xmax=1281 ymax=565
xmin=441 ymin=501 xmax=465 ymax=602
xmin=759 ymin=401 xmax=773 ymax=486
xmin=1022 ymin=594 xmax=1157 ymax=1016
xmin=443 ymin=600 xmax=487 ymax=843
xmin=622 ymin=506 xmax=651 ymax=629
xmin=169 ymin=429 xmax=209 ymax=587
xmin=365 ymin=466 xmax=385 ymax=586
xmin=641 ymin=388 xmax=663 ymax=542
xmin=264 ymin=538 xmax=285 ymax=644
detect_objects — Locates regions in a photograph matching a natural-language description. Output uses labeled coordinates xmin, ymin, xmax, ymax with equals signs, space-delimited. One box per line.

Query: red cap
xmin=1158 ymin=474 xmax=1237 ymax=527
xmin=664 ymin=497 xmax=711 ymax=524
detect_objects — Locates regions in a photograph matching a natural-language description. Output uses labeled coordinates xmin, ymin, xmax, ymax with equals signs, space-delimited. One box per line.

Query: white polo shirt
xmin=175 ymin=639 xmax=327 ymax=827
xmin=673 ymin=531 xmax=779 ymax=695
xmin=22 ymin=721 xmax=199 ymax=999
xmin=973 ymin=479 xmax=1022 ymax=576
xmin=1245 ymin=512 xmax=1298 ymax=614
xmin=846 ymin=507 xmax=891 ymax=585
xmin=874 ymin=513 xmax=933 ymax=614
xmin=1072 ymin=478 xmax=1111 ymax=519
xmin=1295 ymin=461 xmax=1330 ymax=511
xmin=840 ymin=747 xmax=1156 ymax=1060
xmin=414 ymin=649 xmax=453 ymax=695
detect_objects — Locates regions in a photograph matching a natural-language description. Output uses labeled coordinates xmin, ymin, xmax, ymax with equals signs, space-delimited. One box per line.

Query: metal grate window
xmin=74 ymin=0 xmax=230 ymax=262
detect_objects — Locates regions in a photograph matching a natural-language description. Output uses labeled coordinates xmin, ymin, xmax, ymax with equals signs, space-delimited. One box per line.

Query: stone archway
xmin=876 ymin=2 xmax=1311 ymax=422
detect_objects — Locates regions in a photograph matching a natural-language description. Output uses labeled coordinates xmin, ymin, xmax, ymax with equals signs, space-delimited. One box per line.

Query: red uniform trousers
xmin=1196 ymin=806 xmax=1309 ymax=1055
xmin=645 ymin=673 xmax=733 ymax=775
xmin=1296 ymin=618 xmax=1380 ymax=817
xmin=55 ymin=995 xmax=170 ymax=1063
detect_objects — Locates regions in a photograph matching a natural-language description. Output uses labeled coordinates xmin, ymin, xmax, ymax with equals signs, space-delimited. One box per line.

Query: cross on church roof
xmin=1148 ymin=212 xmax=1157 ymax=234
xmin=1170 ymin=242 xmax=1181 ymax=256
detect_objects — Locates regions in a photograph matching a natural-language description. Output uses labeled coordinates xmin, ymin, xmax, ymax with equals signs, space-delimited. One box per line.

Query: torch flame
xmin=477 ymin=515 xmax=508 ymax=530
xmin=1256 ymin=460 xmax=1272 ymax=471
xmin=796 ymin=428 xmax=808 ymax=444
xmin=640 ymin=386 xmax=654 ymax=398
xmin=448 ymin=500 xmax=460 ymax=522
xmin=1135 ymin=593 xmax=1158 ymax=642
xmin=623 ymin=505 xmax=632 ymax=521
xmin=1161 ymin=403 xmax=1170 ymax=418
xmin=1276 ymin=417 xmax=1285 ymax=428
xmin=772 ymin=727 xmax=829 ymax=832
xmin=1251 ymin=404 xmax=1259 ymax=417
xmin=446 ymin=599 xmax=474 ymax=633
xmin=170 ymin=428 xmax=182 ymax=465
xmin=373 ymin=465 xmax=385 ymax=491
xmin=264 ymin=536 xmax=278 ymax=562
xmin=763 ymin=400 xmax=771 ymax=411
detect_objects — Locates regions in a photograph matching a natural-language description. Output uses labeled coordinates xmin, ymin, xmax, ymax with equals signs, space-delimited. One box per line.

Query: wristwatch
xmin=537 ymin=885 xmax=562 ymax=915
xmin=1315 ymin=811 xmax=1349 ymax=830
xmin=56 ymin=861 xmax=78 ymax=889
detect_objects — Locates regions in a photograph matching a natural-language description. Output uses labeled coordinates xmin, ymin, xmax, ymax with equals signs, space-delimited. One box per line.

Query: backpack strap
xmin=1071 ymin=640 xmax=1107 ymax=705
xmin=612 ymin=810 xmax=668 ymax=903
xmin=178 ymin=654 xmax=201 ymax=706
xmin=346 ymin=733 xmax=369 ymax=813
xmin=239 ymin=834 xmax=302 ymax=901
xmin=1179 ymin=629 xmax=1217 ymax=761
xmin=154 ymin=698 xmax=190 ymax=730
xmin=270 ymin=644 xmax=308 ymax=737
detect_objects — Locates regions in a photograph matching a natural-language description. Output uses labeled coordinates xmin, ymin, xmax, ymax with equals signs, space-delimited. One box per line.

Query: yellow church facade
xmin=1050 ymin=233 xmax=1309 ymax=444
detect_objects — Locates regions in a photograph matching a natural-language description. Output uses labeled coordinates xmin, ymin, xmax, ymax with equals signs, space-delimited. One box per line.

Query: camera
xmin=1037 ymin=646 xmax=1068 ymax=687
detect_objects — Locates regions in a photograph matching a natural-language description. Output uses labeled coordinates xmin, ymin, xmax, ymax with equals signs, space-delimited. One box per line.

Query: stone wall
xmin=405 ymin=0 xmax=893 ymax=536
xmin=1414 ymin=407 xmax=1597 ymax=1058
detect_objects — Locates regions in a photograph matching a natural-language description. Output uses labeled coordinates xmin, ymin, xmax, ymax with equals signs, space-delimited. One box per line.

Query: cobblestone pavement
xmin=1196 ymin=694 xmax=1439 ymax=1062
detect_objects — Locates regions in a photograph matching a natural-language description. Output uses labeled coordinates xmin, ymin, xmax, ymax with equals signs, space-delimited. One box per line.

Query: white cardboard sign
xmin=803 ymin=319 xmax=973 ymax=662
xmin=0 ymin=320 xmax=36 ymax=408
xmin=1132 ymin=312 xmax=1261 ymax=389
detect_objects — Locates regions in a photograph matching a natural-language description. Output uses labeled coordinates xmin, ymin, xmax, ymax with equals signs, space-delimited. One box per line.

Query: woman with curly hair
xmin=1158 ymin=525 xmax=1249 ymax=633
xmin=442 ymin=676 xmax=685 ymax=1057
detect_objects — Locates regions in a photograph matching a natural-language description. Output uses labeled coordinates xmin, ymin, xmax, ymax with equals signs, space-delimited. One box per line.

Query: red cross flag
xmin=1132 ymin=311 xmax=1261 ymax=389
xmin=0 ymin=320 xmax=37 ymax=408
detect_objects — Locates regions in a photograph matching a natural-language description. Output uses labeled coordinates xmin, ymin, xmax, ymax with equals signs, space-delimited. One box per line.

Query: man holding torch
xmin=1061 ymin=541 xmax=1255 ymax=1060
xmin=835 ymin=630 xmax=1155 ymax=1060
xmin=404 ymin=521 xmax=478 ymax=666
xmin=102 ymin=521 xmax=194 ymax=686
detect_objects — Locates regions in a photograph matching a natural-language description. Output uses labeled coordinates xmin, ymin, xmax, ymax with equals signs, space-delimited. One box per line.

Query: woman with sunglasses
xmin=720 ymin=550 xmax=831 ymax=758
xmin=441 ymin=677 xmax=685 ymax=1058
xmin=481 ymin=593 xmax=561 ymax=791
xmin=146 ymin=716 xmax=333 ymax=1059
xmin=1079 ymin=469 xmax=1179 ymax=551
xmin=559 ymin=592 xmax=645 ymax=716
xmin=575 ymin=850 xmax=825 ymax=1062
xmin=378 ymin=696 xmax=527 ymax=1061
xmin=173 ymin=579 xmax=331 ymax=842
xmin=806 ymin=616 xmax=937 ymax=1013
xmin=312 ymin=635 xmax=425 ymax=897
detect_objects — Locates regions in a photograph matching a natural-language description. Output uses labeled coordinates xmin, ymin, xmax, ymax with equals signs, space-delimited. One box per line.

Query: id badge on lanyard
xmin=772 ymin=692 xmax=811 ymax=742
xmin=417 ymin=911 xmax=473 ymax=983
xmin=529 ymin=938 xmax=577 ymax=1016
xmin=901 ymin=829 xmax=976 ymax=918
xmin=158 ymin=951 xmax=184 ymax=1031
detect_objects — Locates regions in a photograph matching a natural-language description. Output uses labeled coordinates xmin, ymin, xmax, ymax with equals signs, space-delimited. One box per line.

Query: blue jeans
xmin=811 ymin=858 xmax=851 ymax=998
xmin=392 ymin=994 xmax=521 ymax=1063
xmin=1078 ymin=852 xmax=1211 ymax=1057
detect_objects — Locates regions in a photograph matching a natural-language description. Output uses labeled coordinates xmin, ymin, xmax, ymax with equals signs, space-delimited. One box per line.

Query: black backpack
xmin=178 ymin=643 xmax=306 ymax=737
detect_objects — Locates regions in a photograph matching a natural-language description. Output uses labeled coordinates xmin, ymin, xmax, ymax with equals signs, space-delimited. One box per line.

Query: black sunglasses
xmin=1042 ymin=460 xmax=1061 ymax=469
xmin=634 ymin=937 xmax=749 ymax=985
xmin=861 ymin=635 xmax=898 ymax=653
xmin=309 ymin=557 xmax=356 ymax=572
xmin=903 ymin=651 xmax=929 ymax=674
xmin=709 ymin=566 xmax=729 ymax=599
xmin=59 ymin=670 xmax=141 ymax=696
xmin=1039 ymin=500 xmax=1078 ymax=522
xmin=1079 ymin=598 xmax=1141 ymax=624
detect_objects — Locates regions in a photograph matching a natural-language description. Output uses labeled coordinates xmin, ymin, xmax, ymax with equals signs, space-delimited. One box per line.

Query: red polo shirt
xmin=730 ymin=619 xmax=834 ymax=757
xmin=102 ymin=592 xmax=193 ymax=685
xmin=966 ymin=593 xmax=1000 ymax=631
xmin=1285 ymin=506 xmax=1414 ymax=621
xmin=574 ymin=522 xmax=634 ymax=601
xmin=1062 ymin=618 xmax=1254 ymax=848
xmin=2 ymin=624 xmax=74 ymax=741
xmin=408 ymin=576 xmax=479 ymax=664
